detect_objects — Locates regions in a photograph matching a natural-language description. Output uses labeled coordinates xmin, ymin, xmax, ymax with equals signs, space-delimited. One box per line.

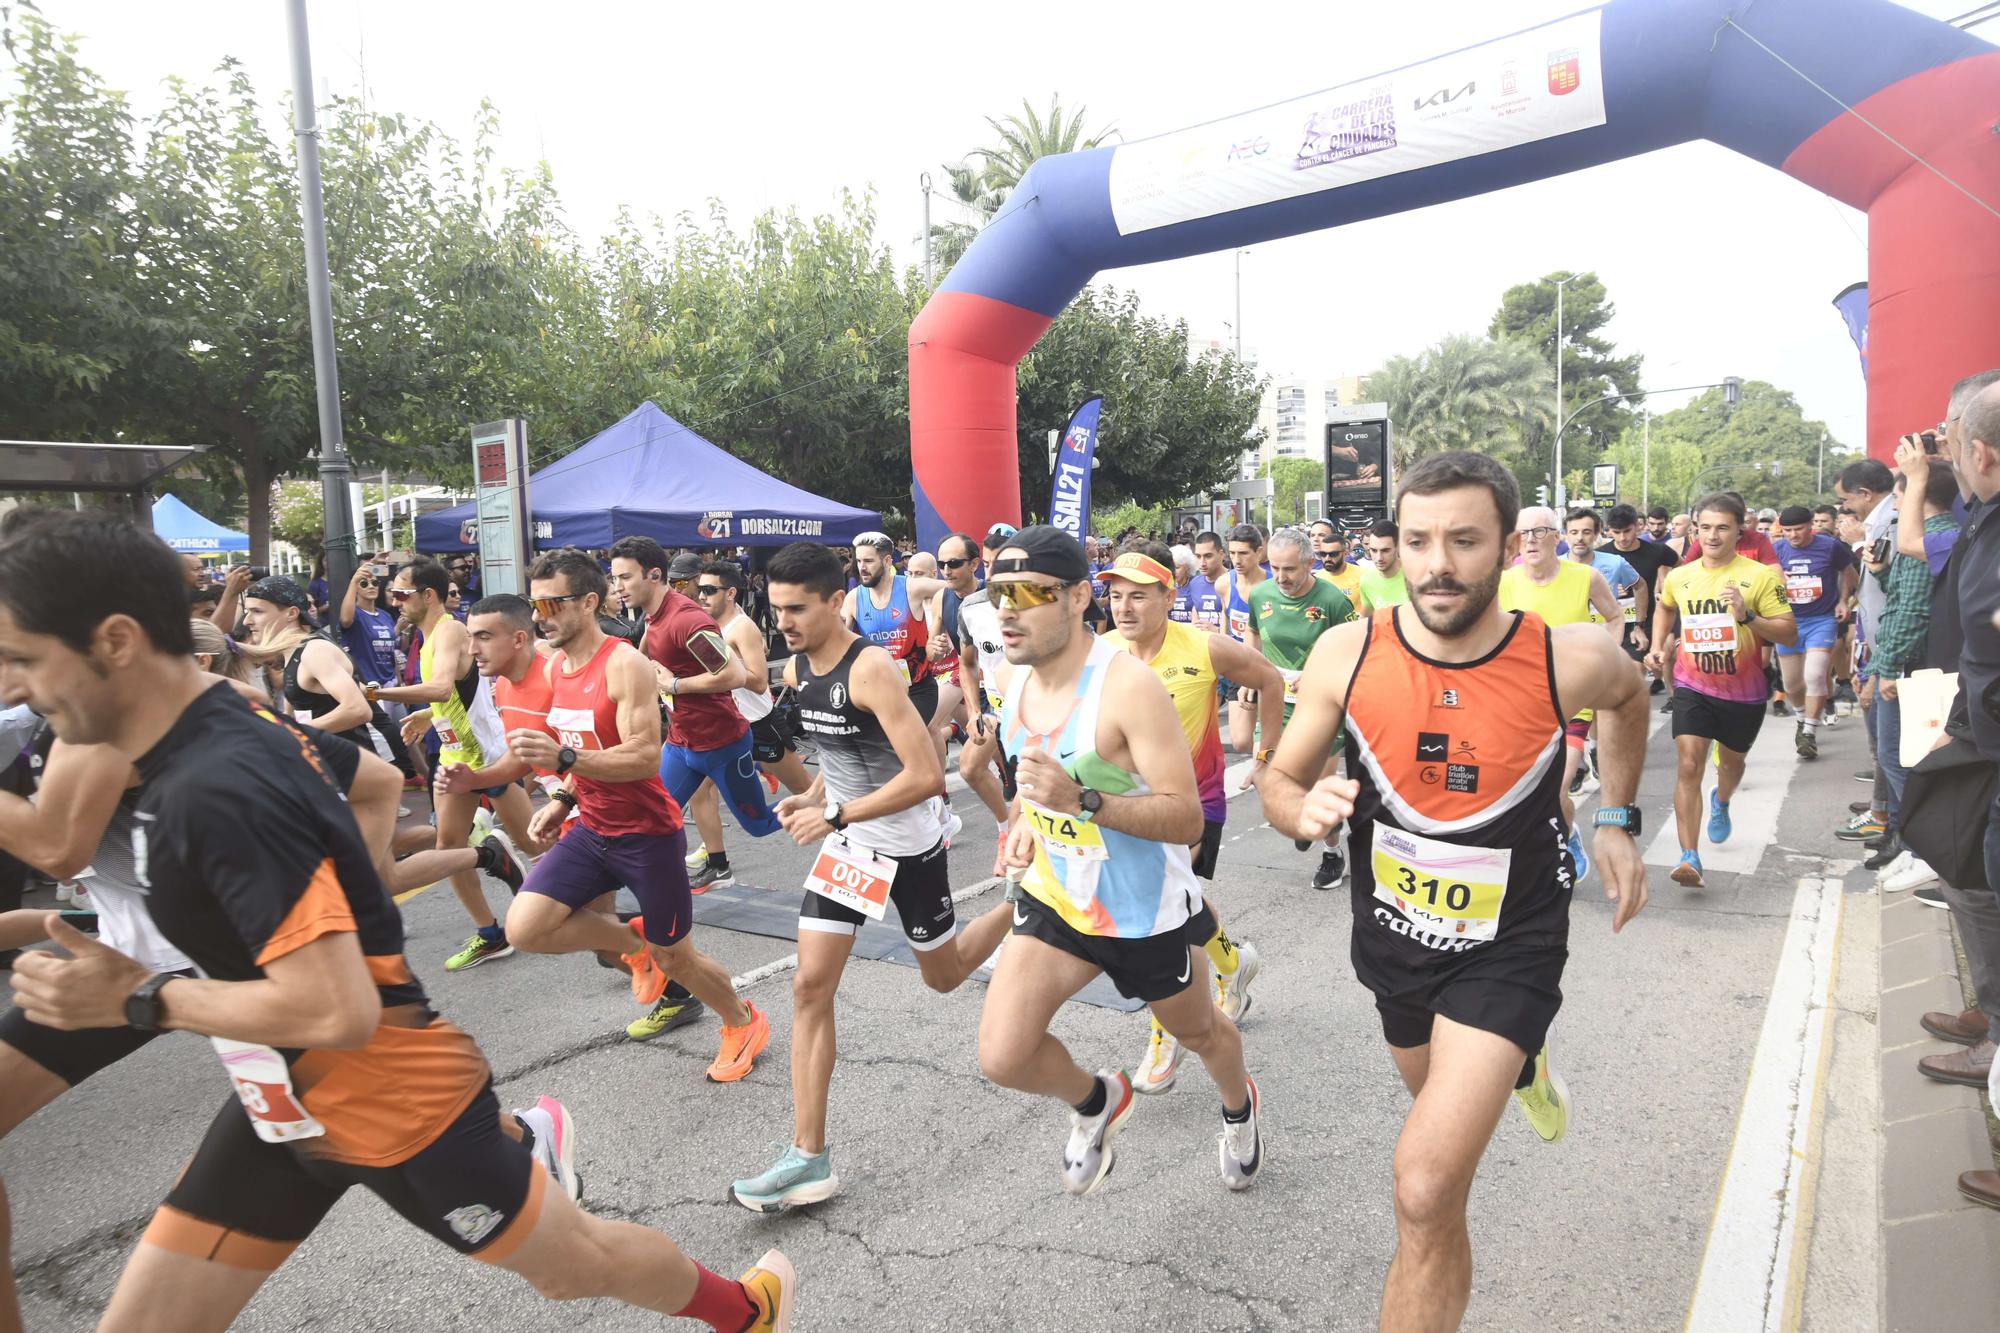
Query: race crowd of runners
xmin=2 ymin=369 xmax=2000 ymax=1331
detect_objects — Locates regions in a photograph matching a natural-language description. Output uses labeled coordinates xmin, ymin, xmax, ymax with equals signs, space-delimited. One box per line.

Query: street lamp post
xmin=1552 ymin=377 xmax=1740 ymax=511
xmin=1552 ymin=274 xmax=1577 ymax=508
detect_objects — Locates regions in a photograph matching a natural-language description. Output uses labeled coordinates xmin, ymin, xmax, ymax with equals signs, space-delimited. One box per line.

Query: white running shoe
xmin=515 ymin=1095 xmax=580 ymax=1202
xmin=1217 ymin=939 xmax=1260 ymax=1024
xmin=685 ymin=841 xmax=708 ymax=874
xmin=1134 ymin=1019 xmax=1182 ymax=1095
xmin=1218 ymin=1078 xmax=1263 ymax=1191
xmin=1061 ymin=1071 xmax=1134 ymax=1196
xmin=1873 ymin=849 xmax=1912 ymax=885
xmin=1882 ymin=855 xmax=1939 ymax=895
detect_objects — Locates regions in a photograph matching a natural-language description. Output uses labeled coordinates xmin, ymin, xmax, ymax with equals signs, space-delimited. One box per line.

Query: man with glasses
xmin=729 ymin=541 xmax=1013 ymax=1212
xmin=1646 ymin=494 xmax=1796 ymax=887
xmin=372 ymin=557 xmax=527 ymax=972
xmin=970 ymin=526 xmax=1263 ymax=1197
xmin=1309 ymin=518 xmax=1366 ymax=611
xmin=507 ymin=549 xmax=772 ymax=1075
xmin=1500 ymin=507 xmax=1621 ymax=883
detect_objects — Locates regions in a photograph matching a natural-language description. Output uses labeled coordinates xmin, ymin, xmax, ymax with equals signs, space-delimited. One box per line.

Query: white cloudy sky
xmin=34 ymin=0 xmax=1986 ymax=450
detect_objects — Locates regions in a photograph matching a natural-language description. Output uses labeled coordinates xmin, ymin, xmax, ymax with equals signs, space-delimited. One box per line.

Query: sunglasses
xmin=992 ymin=580 xmax=1076 ymax=611
xmin=530 ymin=592 xmax=585 ymax=617
xmin=695 ymin=583 xmax=725 ymax=596
xmin=388 ymin=586 xmax=415 ymax=600
xmin=940 ymin=557 xmax=974 ymax=571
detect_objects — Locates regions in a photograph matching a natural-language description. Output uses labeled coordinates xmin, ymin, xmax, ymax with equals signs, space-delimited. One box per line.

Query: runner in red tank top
xmin=469 ymin=554 xmax=771 ymax=1081
xmin=1258 ymin=452 xmax=1651 ymax=1333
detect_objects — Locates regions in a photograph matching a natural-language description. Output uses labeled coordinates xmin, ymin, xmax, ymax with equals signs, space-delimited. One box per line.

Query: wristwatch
xmin=825 ymin=802 xmax=848 ymax=831
xmin=1077 ymin=788 xmax=1104 ymax=820
xmin=125 ymin=973 xmax=177 ymax=1032
xmin=1591 ymin=804 xmax=1643 ymax=836
xmin=555 ymin=746 xmax=578 ymax=776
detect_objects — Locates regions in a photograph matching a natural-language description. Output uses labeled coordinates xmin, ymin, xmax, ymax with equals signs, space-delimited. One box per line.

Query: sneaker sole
xmin=747 ymin=1247 xmax=797 ymax=1331
xmin=446 ymin=944 xmax=514 ymax=972
xmin=1883 ymin=874 xmax=1940 ymax=895
xmin=1669 ymin=863 xmax=1704 ymax=888
xmin=1133 ymin=1056 xmax=1182 ymax=1096
xmin=1541 ymin=1029 xmax=1572 ymax=1144
xmin=707 ymin=1018 xmax=772 ymax=1083
xmin=1069 ymin=1083 xmax=1135 ymax=1197
xmin=1226 ymin=949 xmax=1261 ymax=1020
xmin=1219 ymin=1080 xmax=1264 ymax=1190
xmin=732 ymin=1175 xmax=841 ymax=1214
xmin=538 ymin=1097 xmax=581 ymax=1203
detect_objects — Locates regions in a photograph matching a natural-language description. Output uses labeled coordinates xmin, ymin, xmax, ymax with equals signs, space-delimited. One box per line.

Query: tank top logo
xmin=829 ymin=683 xmax=847 ymax=709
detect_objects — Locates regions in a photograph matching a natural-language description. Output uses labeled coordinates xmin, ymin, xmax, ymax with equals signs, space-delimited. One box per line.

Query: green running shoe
xmin=1512 ymin=1028 xmax=1571 ymax=1144
xmin=444 ymin=932 xmax=512 ymax=972
xmin=731 ymin=1144 xmax=840 ymax=1213
xmin=626 ymin=992 xmax=707 ymax=1041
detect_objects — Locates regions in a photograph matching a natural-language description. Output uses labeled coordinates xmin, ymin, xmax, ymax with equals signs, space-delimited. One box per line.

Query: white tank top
xmin=722 ymin=614 xmax=774 ymax=721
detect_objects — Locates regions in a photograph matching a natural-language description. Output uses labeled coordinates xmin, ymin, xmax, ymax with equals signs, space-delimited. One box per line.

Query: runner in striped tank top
xmin=1258 ymin=452 xmax=1651 ymax=1333
xmin=971 ymin=526 xmax=1264 ymax=1199
xmin=1100 ymin=542 xmax=1290 ymax=1096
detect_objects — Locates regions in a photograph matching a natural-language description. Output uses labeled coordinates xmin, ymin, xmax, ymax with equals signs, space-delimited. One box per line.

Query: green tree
xmin=270 ymin=479 xmax=324 ymax=557
xmin=932 ymin=96 xmax=1116 ymax=274
xmin=1600 ymin=380 xmax=1851 ymax=513
xmin=1015 ymin=286 xmax=1262 ymax=522
xmin=1490 ymin=270 xmax=1643 ymax=491
xmin=1260 ymin=457 xmax=1322 ymax=527
xmin=1369 ymin=334 xmax=1552 ymax=484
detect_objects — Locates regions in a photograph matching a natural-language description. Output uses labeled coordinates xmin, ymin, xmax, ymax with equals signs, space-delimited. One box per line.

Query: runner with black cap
xmin=1771 ymin=503 xmax=1856 ymax=758
xmin=1100 ymin=540 xmax=1286 ymax=1095
xmin=971 ymin=525 xmax=1263 ymax=1196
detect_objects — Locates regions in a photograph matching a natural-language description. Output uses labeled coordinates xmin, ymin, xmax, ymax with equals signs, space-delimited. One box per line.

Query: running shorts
xmin=1191 ymin=819 xmax=1224 ymax=881
xmin=1670 ymin=686 xmax=1765 ymax=755
xmin=1011 ymin=894 xmax=1218 ymax=1003
xmin=524 ymin=822 xmax=693 ymax=947
xmin=1352 ymin=916 xmax=1568 ymax=1058
xmin=659 ymin=731 xmax=781 ymax=837
xmin=0 ymin=998 xmax=175 ymax=1087
xmin=797 ymin=838 xmax=955 ymax=950
xmin=1563 ymin=717 xmax=1591 ymax=750
xmin=1775 ymin=613 xmax=1838 ymax=656
xmin=908 ymin=675 xmax=940 ymax=726
xmin=749 ymin=712 xmax=795 ymax=765
xmin=148 ymin=1080 xmax=540 ymax=1269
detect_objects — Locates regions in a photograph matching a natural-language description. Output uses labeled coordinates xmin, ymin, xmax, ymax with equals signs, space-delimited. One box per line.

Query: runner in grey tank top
xmin=796 ymin=638 xmax=939 ymax=856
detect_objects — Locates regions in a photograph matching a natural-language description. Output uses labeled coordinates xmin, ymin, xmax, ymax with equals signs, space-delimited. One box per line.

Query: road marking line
xmin=727 ymin=876 xmax=1006 ymax=992
xmin=1643 ymin=716 xmax=1799 ymax=875
xmin=1684 ymin=873 xmax=1843 ymax=1333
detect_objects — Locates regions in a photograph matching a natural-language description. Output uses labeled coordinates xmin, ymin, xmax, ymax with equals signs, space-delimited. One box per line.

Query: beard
xmin=1004 ymin=611 xmax=1073 ymax=666
xmin=1407 ymin=561 xmax=1502 ymax=639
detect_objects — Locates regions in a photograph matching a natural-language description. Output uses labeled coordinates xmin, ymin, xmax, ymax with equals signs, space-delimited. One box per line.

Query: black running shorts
xmin=1191 ymin=819 xmax=1224 ymax=881
xmin=148 ymin=1081 xmax=540 ymax=1270
xmin=0 ymin=1002 xmax=168 ymax=1088
xmin=1012 ymin=893 xmax=1217 ymax=1003
xmin=1354 ymin=913 xmax=1568 ymax=1058
xmin=1670 ymin=685 xmax=1765 ymax=755
xmin=797 ymin=838 xmax=956 ymax=950
xmin=749 ymin=713 xmax=794 ymax=765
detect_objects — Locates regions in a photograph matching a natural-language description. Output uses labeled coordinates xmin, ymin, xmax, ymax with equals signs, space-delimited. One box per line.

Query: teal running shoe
xmin=1707 ymin=790 xmax=1732 ymax=845
xmin=731 ymin=1144 xmax=839 ymax=1213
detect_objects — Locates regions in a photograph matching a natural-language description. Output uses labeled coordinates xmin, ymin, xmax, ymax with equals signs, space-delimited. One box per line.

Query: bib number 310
xmin=1370 ymin=825 xmax=1511 ymax=943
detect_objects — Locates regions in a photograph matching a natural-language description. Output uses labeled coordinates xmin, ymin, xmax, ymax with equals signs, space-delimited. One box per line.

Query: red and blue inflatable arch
xmin=909 ymin=0 xmax=2000 ymax=550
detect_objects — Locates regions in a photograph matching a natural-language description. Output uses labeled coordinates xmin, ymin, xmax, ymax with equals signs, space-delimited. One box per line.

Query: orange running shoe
xmin=708 ymin=1003 xmax=771 ymax=1082
xmin=738 ymin=1248 xmax=796 ymax=1330
xmin=620 ymin=918 xmax=668 ymax=1005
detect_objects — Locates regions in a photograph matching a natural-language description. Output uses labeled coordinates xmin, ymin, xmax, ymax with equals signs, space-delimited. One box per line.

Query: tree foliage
xmin=1369 ymin=334 xmax=1552 ymax=491
xmin=1489 ymin=271 xmax=1643 ymax=494
xmin=1600 ymin=380 xmax=1853 ymax=513
xmin=931 ymin=95 xmax=1116 ymax=274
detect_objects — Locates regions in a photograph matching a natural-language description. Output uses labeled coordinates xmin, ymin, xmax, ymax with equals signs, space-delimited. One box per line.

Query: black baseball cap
xmin=667 ymin=552 xmax=705 ymax=581
xmin=1778 ymin=505 xmax=1813 ymax=526
xmin=989 ymin=525 xmax=1091 ymax=584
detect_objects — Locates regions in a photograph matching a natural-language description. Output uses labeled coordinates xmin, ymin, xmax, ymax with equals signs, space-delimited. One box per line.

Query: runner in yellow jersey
xmin=1101 ymin=543 xmax=1288 ymax=1094
xmin=1310 ymin=519 xmax=1367 ymax=610
xmin=372 ymin=557 xmax=533 ymax=971
xmin=1497 ymin=506 xmax=1622 ymax=884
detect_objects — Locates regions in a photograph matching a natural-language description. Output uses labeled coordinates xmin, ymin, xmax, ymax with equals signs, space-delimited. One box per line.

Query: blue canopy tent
xmin=151 ymin=492 xmax=248 ymax=554
xmin=415 ymin=402 xmax=883 ymax=551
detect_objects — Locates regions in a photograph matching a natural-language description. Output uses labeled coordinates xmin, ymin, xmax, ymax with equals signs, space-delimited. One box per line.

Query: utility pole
xmin=921 ymin=172 xmax=933 ymax=289
xmin=1642 ymin=407 xmax=1650 ymax=509
xmin=285 ymin=0 xmax=357 ymax=592
xmin=1553 ymin=273 xmax=1575 ymax=511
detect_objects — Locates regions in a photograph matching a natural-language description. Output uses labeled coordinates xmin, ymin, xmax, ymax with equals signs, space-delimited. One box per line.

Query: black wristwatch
xmin=125 ymin=973 xmax=176 ymax=1032
xmin=1078 ymin=788 xmax=1104 ymax=820
xmin=825 ymin=802 xmax=848 ymax=832
xmin=555 ymin=746 xmax=578 ymax=776
xmin=1591 ymin=804 xmax=1643 ymax=836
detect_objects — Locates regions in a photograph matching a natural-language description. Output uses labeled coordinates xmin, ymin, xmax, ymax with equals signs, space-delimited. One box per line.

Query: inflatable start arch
xmin=908 ymin=0 xmax=2000 ymax=550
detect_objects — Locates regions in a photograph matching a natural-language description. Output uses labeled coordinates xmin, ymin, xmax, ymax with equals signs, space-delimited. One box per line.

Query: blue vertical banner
xmin=1831 ymin=282 xmax=1868 ymax=376
xmin=1047 ymin=395 xmax=1104 ymax=544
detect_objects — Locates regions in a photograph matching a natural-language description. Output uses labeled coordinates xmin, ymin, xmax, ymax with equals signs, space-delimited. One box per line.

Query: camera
xmin=1919 ymin=430 xmax=1939 ymax=455
xmin=247 ymin=566 xmax=270 ymax=581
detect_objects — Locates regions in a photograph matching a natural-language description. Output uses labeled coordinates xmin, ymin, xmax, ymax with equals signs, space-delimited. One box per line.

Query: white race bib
xmin=1278 ymin=667 xmax=1303 ymax=701
xmin=1785 ymin=574 xmax=1823 ymax=605
xmin=1681 ymin=610 xmax=1738 ymax=654
xmin=804 ymin=834 xmax=897 ymax=921
xmin=1618 ymin=595 xmax=1638 ymax=623
xmin=212 ymin=1038 xmax=326 ymax=1144
xmin=1371 ymin=825 xmax=1511 ymax=943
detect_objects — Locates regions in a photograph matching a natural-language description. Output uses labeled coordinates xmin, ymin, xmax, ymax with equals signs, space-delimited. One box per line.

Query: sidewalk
xmin=1876 ymin=886 xmax=2000 ymax=1330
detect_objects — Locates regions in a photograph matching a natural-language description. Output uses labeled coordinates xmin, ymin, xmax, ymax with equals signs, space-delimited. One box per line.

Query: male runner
xmin=1311 ymin=518 xmax=1367 ymax=610
xmin=700 ymin=560 xmax=813 ymax=796
xmin=926 ymin=532 xmax=1015 ymax=868
xmin=373 ymin=558 xmax=532 ymax=971
xmin=1602 ymin=504 xmax=1676 ymax=687
xmin=1258 ymin=451 xmax=1649 ymax=1333
xmin=1565 ymin=509 xmax=1650 ymax=633
xmin=0 ymin=512 xmax=796 ymax=1333
xmin=845 ymin=531 xmax=958 ymax=842
xmin=1247 ymin=528 xmax=1358 ymax=889
xmin=973 ymin=526 xmax=1263 ymax=1196
xmin=1646 ymin=494 xmax=1797 ymax=887
xmin=1358 ymin=520 xmax=1408 ymax=609
xmin=1771 ymin=504 xmax=1857 ymax=759
xmin=1186 ymin=531 xmax=1228 ymax=633
xmin=728 ymin=542 xmax=1013 ymax=1211
xmin=1645 ymin=507 xmax=1672 ymax=542
xmin=1101 ymin=544 xmax=1284 ymax=1094
xmin=497 ymin=551 xmax=772 ymax=1068
xmin=607 ymin=538 xmax=782 ymax=895
xmin=1812 ymin=504 xmax=1839 ymax=537
xmin=1218 ymin=523 xmax=1271 ymax=755
xmin=1499 ymin=507 xmax=1622 ymax=881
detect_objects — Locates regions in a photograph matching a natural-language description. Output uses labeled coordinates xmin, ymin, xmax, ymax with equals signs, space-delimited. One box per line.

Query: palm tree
xmin=930 ymin=96 xmax=1116 ymax=273
xmin=1372 ymin=334 xmax=1552 ymax=472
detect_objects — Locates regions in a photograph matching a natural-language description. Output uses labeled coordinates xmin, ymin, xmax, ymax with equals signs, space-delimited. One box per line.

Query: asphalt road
xmin=5 ymin=698 xmax=1879 ymax=1331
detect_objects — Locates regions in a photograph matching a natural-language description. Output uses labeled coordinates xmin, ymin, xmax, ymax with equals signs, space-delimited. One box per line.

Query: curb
xmin=1876 ymin=889 xmax=2000 ymax=1332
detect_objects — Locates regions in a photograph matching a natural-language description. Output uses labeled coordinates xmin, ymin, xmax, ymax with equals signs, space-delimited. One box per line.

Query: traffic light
xmin=1535 ymin=484 xmax=1550 ymax=506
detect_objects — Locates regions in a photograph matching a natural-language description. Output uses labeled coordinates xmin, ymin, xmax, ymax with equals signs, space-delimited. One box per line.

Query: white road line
xmin=1643 ymin=714 xmax=1799 ymax=875
xmin=1684 ymin=873 xmax=1844 ymax=1333
xmin=727 ymin=876 xmax=1005 ymax=993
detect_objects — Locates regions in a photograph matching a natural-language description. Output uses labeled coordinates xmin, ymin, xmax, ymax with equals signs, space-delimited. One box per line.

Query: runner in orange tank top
xmin=1257 ymin=451 xmax=1651 ymax=1333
